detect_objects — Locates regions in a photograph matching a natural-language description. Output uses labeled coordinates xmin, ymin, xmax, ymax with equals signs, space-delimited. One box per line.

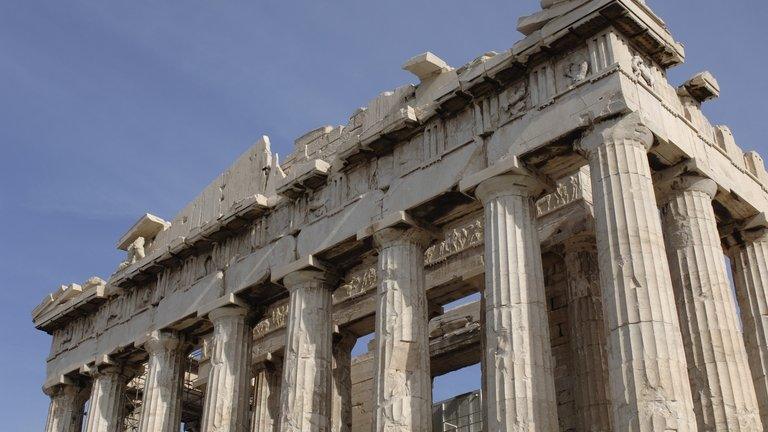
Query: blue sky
xmin=1 ymin=0 xmax=766 ymax=429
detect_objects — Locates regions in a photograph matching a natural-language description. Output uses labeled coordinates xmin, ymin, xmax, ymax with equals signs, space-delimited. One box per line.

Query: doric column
xmin=84 ymin=366 xmax=132 ymax=432
xmin=44 ymin=383 xmax=87 ymax=432
xmin=577 ymin=113 xmax=697 ymax=431
xmin=278 ymin=270 xmax=335 ymax=432
xmin=331 ymin=330 xmax=356 ymax=432
xmin=200 ymin=306 xmax=253 ymax=432
xmin=562 ymin=232 xmax=612 ymax=431
xmin=729 ymin=223 xmax=768 ymax=426
xmin=475 ymin=174 xmax=557 ymax=432
xmin=138 ymin=330 xmax=188 ymax=432
xmin=659 ymin=175 xmax=762 ymax=430
xmin=251 ymin=356 xmax=282 ymax=432
xmin=371 ymin=227 xmax=433 ymax=432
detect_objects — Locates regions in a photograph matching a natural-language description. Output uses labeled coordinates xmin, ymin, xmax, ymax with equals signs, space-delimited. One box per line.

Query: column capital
xmin=576 ymin=112 xmax=654 ymax=156
xmin=372 ymin=226 xmax=432 ymax=250
xmin=142 ymin=330 xmax=185 ymax=355
xmin=208 ymin=305 xmax=249 ymax=323
xmin=43 ymin=381 xmax=82 ymax=398
xmin=474 ymin=173 xmax=544 ymax=203
xmin=656 ymin=174 xmax=718 ymax=204
xmin=283 ymin=269 xmax=338 ymax=291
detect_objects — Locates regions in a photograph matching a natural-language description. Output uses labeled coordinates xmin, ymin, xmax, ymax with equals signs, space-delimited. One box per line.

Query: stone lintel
xmin=196 ymin=293 xmax=249 ymax=318
xmin=356 ymin=210 xmax=441 ymax=242
xmin=270 ymin=255 xmax=334 ymax=284
xmin=117 ymin=213 xmax=169 ymax=251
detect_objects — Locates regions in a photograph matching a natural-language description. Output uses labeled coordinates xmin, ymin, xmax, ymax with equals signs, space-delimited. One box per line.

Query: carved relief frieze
xmin=536 ymin=172 xmax=585 ymax=217
xmin=253 ymin=300 xmax=289 ymax=339
xmin=332 ymin=267 xmax=377 ymax=304
xmin=425 ymin=218 xmax=484 ymax=266
xmin=499 ymin=80 xmax=528 ymax=121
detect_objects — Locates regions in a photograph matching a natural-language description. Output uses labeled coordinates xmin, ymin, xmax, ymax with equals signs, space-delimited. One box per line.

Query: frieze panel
xmin=425 ymin=218 xmax=484 ymax=266
xmin=536 ymin=170 xmax=588 ymax=217
xmin=332 ymin=267 xmax=377 ymax=304
xmin=253 ymin=300 xmax=289 ymax=339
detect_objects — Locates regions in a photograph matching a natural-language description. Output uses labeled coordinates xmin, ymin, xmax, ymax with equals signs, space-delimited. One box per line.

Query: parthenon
xmin=33 ymin=0 xmax=768 ymax=431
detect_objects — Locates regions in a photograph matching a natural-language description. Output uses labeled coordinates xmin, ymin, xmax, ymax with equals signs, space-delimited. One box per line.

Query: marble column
xmin=84 ymin=366 xmax=132 ymax=432
xmin=278 ymin=270 xmax=335 ymax=432
xmin=138 ymin=331 xmax=188 ymax=432
xmin=331 ymin=331 xmax=356 ymax=432
xmin=201 ymin=306 xmax=252 ymax=432
xmin=44 ymin=383 xmax=87 ymax=432
xmin=578 ymin=113 xmax=697 ymax=431
xmin=371 ymin=227 xmax=433 ymax=432
xmin=251 ymin=358 xmax=282 ymax=432
xmin=729 ymin=224 xmax=768 ymax=426
xmin=659 ymin=175 xmax=762 ymax=430
xmin=475 ymin=174 xmax=557 ymax=432
xmin=563 ymin=233 xmax=612 ymax=431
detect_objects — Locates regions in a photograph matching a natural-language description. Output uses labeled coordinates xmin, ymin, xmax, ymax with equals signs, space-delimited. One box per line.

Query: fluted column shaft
xmin=44 ymin=384 xmax=87 ymax=432
xmin=201 ymin=306 xmax=253 ymax=432
xmin=138 ymin=331 xmax=187 ymax=432
xmin=331 ymin=331 xmax=356 ymax=432
xmin=660 ymin=175 xmax=762 ymax=431
xmin=475 ymin=174 xmax=557 ymax=432
xmin=371 ymin=227 xmax=433 ymax=432
xmin=251 ymin=359 xmax=282 ymax=432
xmin=579 ymin=113 xmax=697 ymax=431
xmin=563 ymin=233 xmax=613 ymax=431
xmin=730 ymin=226 xmax=768 ymax=426
xmin=278 ymin=270 xmax=335 ymax=432
xmin=84 ymin=366 xmax=131 ymax=432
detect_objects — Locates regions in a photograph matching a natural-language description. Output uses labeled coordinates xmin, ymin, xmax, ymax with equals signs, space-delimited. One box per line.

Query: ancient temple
xmin=33 ymin=0 xmax=768 ymax=431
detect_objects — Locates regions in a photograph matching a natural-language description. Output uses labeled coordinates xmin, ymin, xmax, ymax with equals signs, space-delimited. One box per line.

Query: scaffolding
xmin=432 ymin=390 xmax=483 ymax=432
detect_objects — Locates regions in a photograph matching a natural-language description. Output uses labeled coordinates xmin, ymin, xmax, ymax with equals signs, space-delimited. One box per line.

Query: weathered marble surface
xmin=44 ymin=384 xmax=88 ymax=432
xmin=730 ymin=227 xmax=768 ymax=426
xmin=138 ymin=331 xmax=187 ymax=432
xmin=84 ymin=366 xmax=132 ymax=432
xmin=579 ymin=114 xmax=698 ymax=431
xmin=660 ymin=175 xmax=762 ymax=431
xmin=278 ymin=271 xmax=335 ymax=432
xmin=30 ymin=2 xmax=768 ymax=432
xmin=475 ymin=174 xmax=558 ymax=432
xmin=371 ymin=227 xmax=433 ymax=432
xmin=563 ymin=233 xmax=612 ymax=431
xmin=200 ymin=307 xmax=252 ymax=432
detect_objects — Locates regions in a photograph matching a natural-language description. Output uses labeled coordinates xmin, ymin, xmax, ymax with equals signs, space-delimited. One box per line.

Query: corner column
xmin=138 ymin=330 xmax=188 ymax=432
xmin=84 ymin=366 xmax=133 ymax=432
xmin=729 ymin=222 xmax=768 ymax=426
xmin=250 ymin=356 xmax=282 ymax=432
xmin=371 ymin=227 xmax=433 ymax=432
xmin=659 ymin=175 xmax=762 ymax=430
xmin=278 ymin=270 xmax=335 ymax=432
xmin=475 ymin=174 xmax=557 ymax=432
xmin=578 ymin=113 xmax=697 ymax=430
xmin=200 ymin=306 xmax=253 ymax=432
xmin=562 ymin=233 xmax=612 ymax=431
xmin=44 ymin=383 xmax=88 ymax=432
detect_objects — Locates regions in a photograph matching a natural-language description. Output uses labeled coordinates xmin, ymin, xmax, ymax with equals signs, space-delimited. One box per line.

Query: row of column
xmin=45 ymin=113 xmax=768 ymax=432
